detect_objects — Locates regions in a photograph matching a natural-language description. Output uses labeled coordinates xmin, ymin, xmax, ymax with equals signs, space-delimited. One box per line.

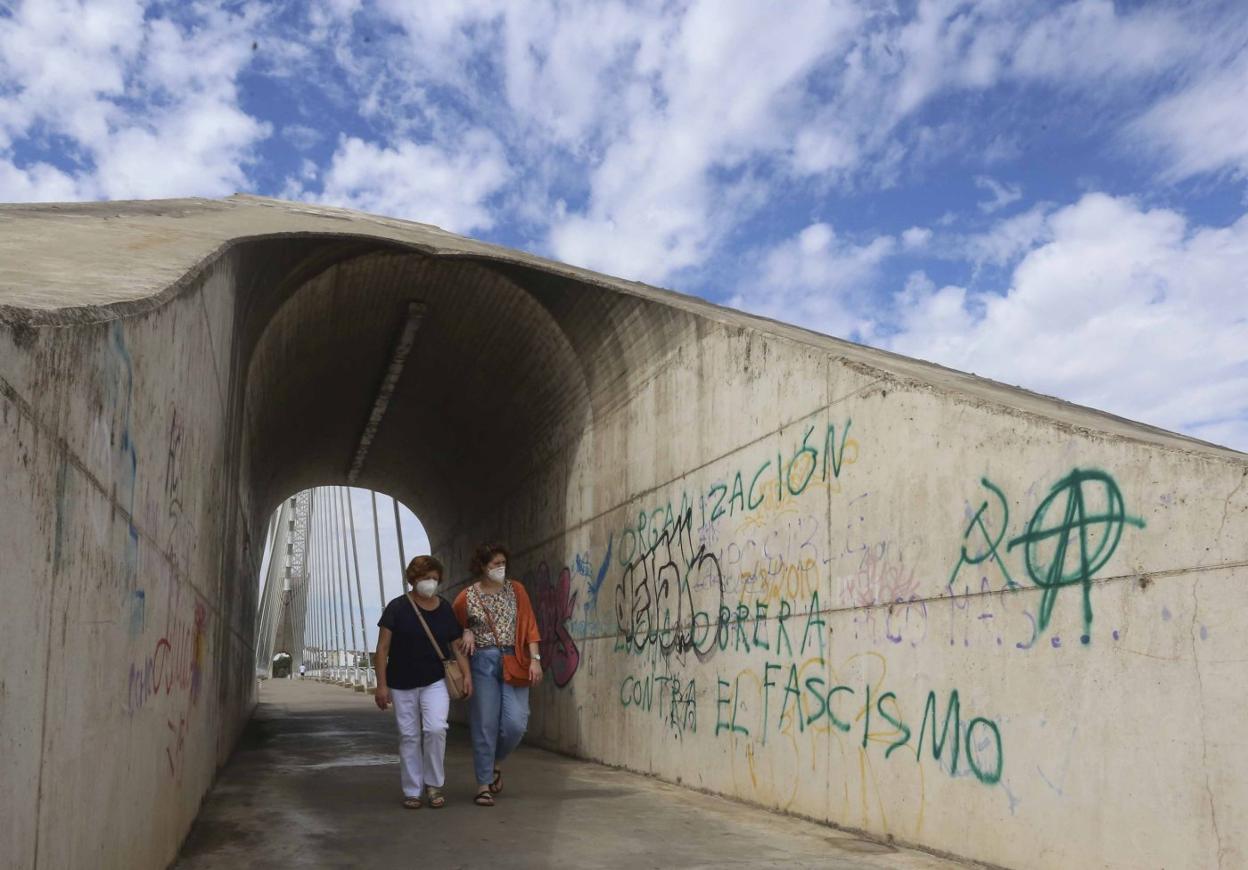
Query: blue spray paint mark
xmin=125 ymin=524 xmax=140 ymax=590
xmin=585 ymin=533 xmax=613 ymax=613
xmin=108 ymin=322 xmax=141 ymax=593
xmin=129 ymin=590 xmax=146 ymax=636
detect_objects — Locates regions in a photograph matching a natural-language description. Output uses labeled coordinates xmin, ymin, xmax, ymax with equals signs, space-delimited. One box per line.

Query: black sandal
xmin=474 ymin=788 xmax=495 ymax=807
xmin=489 ymin=767 xmax=503 ymax=794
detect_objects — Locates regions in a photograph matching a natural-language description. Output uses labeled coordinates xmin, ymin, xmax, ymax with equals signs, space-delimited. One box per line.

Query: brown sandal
xmin=427 ymin=787 xmax=445 ymax=809
xmin=402 ymin=796 xmax=423 ymax=809
xmin=474 ymin=788 xmax=494 ymax=806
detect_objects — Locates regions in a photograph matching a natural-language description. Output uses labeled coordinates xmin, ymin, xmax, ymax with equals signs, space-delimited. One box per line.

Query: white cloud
xmin=307 ymin=131 xmax=510 ymax=232
xmin=1011 ymin=0 xmax=1191 ymax=83
xmin=0 ymin=0 xmax=145 ymax=148
xmin=887 ymin=0 xmax=1014 ymax=118
xmin=282 ymin=124 xmax=323 ymax=151
xmin=495 ymin=2 xmax=664 ymax=149
xmin=93 ymin=97 xmax=270 ymax=199
xmin=359 ymin=0 xmax=869 ymax=281
xmin=1129 ymin=52 xmax=1248 ymax=183
xmin=373 ymin=0 xmax=508 ymax=94
xmin=0 ymin=157 xmax=92 ymax=202
xmin=543 ymin=0 xmax=862 ymax=282
xmin=981 ymin=134 xmax=1022 ymax=165
xmin=778 ymin=0 xmax=1200 ymax=199
xmin=975 ymin=175 xmax=1022 ymax=213
xmin=728 ymin=221 xmax=896 ymax=339
xmin=732 ymin=192 xmax=1248 ymax=451
xmin=296 ymin=0 xmax=1218 ymax=289
xmin=316 ymin=0 xmax=363 ymax=23
xmin=885 ymin=193 xmax=1248 ymax=450
xmin=0 ymin=1 xmax=269 ymax=201
xmin=961 ymin=203 xmax=1053 ymax=266
xmin=902 ymin=226 xmax=933 ymax=249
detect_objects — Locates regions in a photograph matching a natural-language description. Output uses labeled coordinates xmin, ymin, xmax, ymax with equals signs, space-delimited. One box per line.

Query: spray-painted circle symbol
xmin=1008 ymin=468 xmax=1144 ymax=637
xmin=1018 ymin=470 xmax=1128 ymax=590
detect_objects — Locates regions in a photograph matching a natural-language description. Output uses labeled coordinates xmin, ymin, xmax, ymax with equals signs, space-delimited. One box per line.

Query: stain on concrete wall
xmin=0 ymin=258 xmax=256 ymax=870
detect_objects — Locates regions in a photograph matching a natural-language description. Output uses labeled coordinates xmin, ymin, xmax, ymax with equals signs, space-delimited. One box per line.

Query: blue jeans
xmin=469 ymin=647 xmax=530 ymax=787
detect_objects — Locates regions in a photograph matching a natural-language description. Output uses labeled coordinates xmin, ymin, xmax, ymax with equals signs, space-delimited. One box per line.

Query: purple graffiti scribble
xmin=536 ymin=565 xmax=581 ymax=687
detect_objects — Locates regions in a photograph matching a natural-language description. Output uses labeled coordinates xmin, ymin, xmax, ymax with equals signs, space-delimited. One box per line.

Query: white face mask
xmin=415 ymin=579 xmax=439 ymax=597
xmin=487 ymin=565 xmax=506 ymax=582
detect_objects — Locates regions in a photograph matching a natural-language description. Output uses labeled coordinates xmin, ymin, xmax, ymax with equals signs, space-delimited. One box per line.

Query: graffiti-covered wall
xmin=0 ymin=253 xmax=257 ymax=870
xmin=3 ymin=197 xmax=1246 ymax=870
xmin=509 ymin=321 xmax=1248 ymax=870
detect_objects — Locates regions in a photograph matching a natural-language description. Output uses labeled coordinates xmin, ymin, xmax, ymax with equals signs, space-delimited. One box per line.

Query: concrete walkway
xmin=176 ymin=680 xmax=971 ymax=870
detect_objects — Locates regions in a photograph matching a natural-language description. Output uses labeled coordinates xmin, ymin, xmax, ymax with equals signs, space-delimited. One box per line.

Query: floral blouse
xmin=466 ymin=582 xmax=517 ymax=648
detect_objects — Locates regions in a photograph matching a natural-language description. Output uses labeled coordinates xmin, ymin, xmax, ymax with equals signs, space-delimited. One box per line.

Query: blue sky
xmin=2 ymin=0 xmax=1247 ymax=455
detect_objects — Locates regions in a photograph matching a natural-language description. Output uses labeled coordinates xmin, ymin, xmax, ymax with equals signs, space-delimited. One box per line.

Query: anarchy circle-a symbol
xmin=1008 ymin=468 xmax=1145 ymax=640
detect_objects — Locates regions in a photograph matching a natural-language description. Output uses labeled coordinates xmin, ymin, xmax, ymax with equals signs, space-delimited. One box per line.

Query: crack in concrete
xmin=1190 ymin=580 xmax=1225 ymax=869
xmin=1216 ymin=469 xmax=1247 ymax=542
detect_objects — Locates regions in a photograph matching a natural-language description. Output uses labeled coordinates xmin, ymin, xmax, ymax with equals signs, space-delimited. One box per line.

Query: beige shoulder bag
xmin=406 ymin=595 xmax=469 ymax=700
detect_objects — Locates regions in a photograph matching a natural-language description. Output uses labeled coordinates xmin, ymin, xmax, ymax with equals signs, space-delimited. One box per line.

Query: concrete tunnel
xmin=1 ymin=195 xmax=1246 ymax=870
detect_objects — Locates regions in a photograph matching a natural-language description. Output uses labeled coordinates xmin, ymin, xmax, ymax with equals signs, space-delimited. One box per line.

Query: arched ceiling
xmin=242 ymin=245 xmax=593 ymax=543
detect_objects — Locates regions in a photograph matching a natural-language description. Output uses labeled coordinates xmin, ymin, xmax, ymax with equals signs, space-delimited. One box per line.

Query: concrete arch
xmin=240 ymin=244 xmax=593 ymax=542
xmin=2 ymin=196 xmax=1246 ymax=870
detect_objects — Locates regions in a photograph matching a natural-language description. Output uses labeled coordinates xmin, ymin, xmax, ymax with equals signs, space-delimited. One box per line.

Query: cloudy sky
xmin=3 ymin=0 xmax=1246 ymax=464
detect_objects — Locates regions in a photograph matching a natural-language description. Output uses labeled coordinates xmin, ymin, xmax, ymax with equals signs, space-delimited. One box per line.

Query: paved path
xmin=176 ymin=679 xmax=971 ymax=870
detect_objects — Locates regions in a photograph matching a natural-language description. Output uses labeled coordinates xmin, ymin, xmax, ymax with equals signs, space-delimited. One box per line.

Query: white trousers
xmin=391 ymin=680 xmax=450 ymax=797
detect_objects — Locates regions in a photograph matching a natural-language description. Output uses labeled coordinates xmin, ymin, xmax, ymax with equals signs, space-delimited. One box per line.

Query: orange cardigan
xmin=453 ymin=581 xmax=541 ymax=686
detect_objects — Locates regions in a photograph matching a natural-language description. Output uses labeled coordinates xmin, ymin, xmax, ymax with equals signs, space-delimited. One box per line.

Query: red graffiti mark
xmin=190 ymin=602 xmax=206 ymax=704
xmin=535 ymin=564 xmax=580 ymax=688
xmin=125 ymin=601 xmax=210 ymax=778
xmin=127 ymin=602 xmax=209 ymax=713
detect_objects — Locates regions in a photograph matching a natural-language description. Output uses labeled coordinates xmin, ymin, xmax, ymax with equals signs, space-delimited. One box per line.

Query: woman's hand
xmin=528 ymin=659 xmax=543 ymax=686
xmin=462 ymin=675 xmax=473 ymax=699
xmin=374 ymin=685 xmax=391 ymax=710
xmin=460 ymin=629 xmax=476 ymax=657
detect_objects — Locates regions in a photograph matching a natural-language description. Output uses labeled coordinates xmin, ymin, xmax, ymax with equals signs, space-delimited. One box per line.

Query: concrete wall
xmin=0 ymin=254 xmax=255 ymax=870
xmin=506 ymin=312 xmax=1248 ymax=869
xmin=2 ymin=197 xmax=1245 ymax=869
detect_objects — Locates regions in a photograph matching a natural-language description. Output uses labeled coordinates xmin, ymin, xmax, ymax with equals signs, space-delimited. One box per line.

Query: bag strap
xmin=406 ymin=594 xmax=450 ymax=661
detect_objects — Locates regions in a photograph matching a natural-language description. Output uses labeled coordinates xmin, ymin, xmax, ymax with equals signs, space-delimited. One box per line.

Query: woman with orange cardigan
xmin=454 ymin=542 xmax=542 ymax=807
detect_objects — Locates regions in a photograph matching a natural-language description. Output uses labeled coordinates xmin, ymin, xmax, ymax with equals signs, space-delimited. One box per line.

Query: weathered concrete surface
xmin=177 ymin=678 xmax=966 ymax=870
xmin=1 ymin=196 xmax=1246 ymax=870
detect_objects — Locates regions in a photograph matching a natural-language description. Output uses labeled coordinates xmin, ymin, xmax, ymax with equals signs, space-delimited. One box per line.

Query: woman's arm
xmin=513 ymin=583 xmax=543 ymax=686
xmin=374 ymin=627 xmax=392 ymax=710
xmin=452 ymin=590 xmax=476 ymax=656
xmin=527 ymin=638 xmax=543 ymax=686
